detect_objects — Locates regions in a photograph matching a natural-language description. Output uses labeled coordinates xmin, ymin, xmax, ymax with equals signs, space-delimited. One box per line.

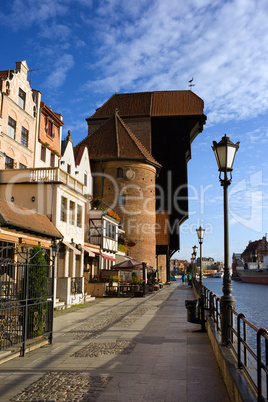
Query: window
xmin=18 ymin=88 xmax=26 ymax=109
xmin=106 ymin=222 xmax=116 ymax=239
xmin=117 ymin=195 xmax=126 ymax=205
xmin=77 ymin=205 xmax=82 ymax=228
xmin=67 ymin=164 xmax=71 ymax=174
xmin=69 ymin=201 xmax=75 ymax=225
xmin=84 ymin=174 xmax=87 ymax=186
xmin=50 ymin=153 xmax=55 ymax=167
xmin=117 ymin=168 xmax=123 ymax=178
xmin=21 ymin=127 xmax=28 ymax=147
xmin=60 ymin=196 xmax=67 ymax=222
xmin=19 ymin=163 xmax=26 ymax=169
xmin=41 ymin=145 xmax=46 ymax=162
xmin=0 ymin=241 xmax=14 ymax=261
xmin=5 ymin=156 xmax=14 ymax=169
xmin=8 ymin=117 xmax=16 ymax=139
xmin=47 ymin=119 xmax=54 ymax=138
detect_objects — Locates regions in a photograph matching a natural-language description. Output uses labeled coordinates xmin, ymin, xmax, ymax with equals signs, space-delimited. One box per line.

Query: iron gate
xmin=0 ymin=245 xmax=55 ymax=356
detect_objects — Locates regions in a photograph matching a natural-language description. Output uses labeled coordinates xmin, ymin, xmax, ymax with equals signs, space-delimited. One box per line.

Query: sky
xmin=1 ymin=0 xmax=268 ymax=264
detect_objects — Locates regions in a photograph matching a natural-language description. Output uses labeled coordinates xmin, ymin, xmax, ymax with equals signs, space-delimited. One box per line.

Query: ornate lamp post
xmin=50 ymin=239 xmax=60 ymax=344
xmin=192 ymin=245 xmax=198 ymax=279
xmin=192 ymin=246 xmax=198 ymax=278
xmin=196 ymin=227 xmax=205 ymax=331
xmin=212 ymin=134 xmax=239 ymax=345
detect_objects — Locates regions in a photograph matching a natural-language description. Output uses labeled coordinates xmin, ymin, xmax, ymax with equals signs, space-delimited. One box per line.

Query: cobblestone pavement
xmin=0 ymin=283 xmax=230 ymax=401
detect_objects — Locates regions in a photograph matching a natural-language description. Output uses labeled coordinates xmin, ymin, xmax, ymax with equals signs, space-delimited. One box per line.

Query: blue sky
xmin=1 ymin=0 xmax=268 ymax=263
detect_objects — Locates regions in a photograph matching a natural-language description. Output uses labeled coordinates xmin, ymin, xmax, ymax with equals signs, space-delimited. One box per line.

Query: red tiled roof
xmin=40 ymin=102 xmax=65 ymax=126
xmin=0 ymin=70 xmax=11 ymax=79
xmin=87 ymin=90 xmax=204 ymax=120
xmin=77 ymin=112 xmax=161 ymax=169
xmin=0 ymin=199 xmax=62 ymax=239
xmin=74 ymin=145 xmax=86 ymax=166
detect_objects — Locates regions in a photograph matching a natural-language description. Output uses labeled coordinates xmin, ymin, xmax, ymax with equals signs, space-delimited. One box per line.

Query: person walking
xmin=182 ymin=273 xmax=186 ymax=286
xmin=187 ymin=273 xmax=192 ymax=286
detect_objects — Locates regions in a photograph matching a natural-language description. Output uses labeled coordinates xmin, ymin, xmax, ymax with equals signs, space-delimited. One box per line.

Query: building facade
xmin=81 ymin=91 xmax=206 ymax=280
xmin=0 ymin=61 xmax=38 ymax=170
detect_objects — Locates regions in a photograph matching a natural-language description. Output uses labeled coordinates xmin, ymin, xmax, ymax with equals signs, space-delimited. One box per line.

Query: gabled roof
xmin=242 ymin=240 xmax=261 ymax=255
xmin=0 ymin=70 xmax=11 ymax=79
xmin=74 ymin=145 xmax=87 ymax=166
xmin=87 ymin=90 xmax=204 ymax=120
xmin=0 ymin=199 xmax=62 ymax=239
xmin=61 ymin=130 xmax=73 ymax=156
xmin=40 ymin=102 xmax=64 ymax=127
xmin=77 ymin=112 xmax=161 ymax=169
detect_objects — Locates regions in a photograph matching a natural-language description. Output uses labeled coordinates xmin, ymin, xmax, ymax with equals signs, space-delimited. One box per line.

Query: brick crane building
xmin=77 ymin=91 xmax=206 ymax=281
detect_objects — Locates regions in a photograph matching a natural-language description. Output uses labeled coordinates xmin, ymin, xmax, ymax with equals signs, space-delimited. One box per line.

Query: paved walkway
xmin=0 ymin=282 xmax=230 ymax=401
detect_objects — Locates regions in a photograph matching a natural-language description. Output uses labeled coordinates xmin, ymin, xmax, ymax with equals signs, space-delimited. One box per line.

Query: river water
xmin=203 ymin=278 xmax=268 ymax=330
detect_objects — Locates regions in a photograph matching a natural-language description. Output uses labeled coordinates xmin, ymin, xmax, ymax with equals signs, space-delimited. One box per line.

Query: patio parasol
xmin=112 ymin=259 xmax=153 ymax=270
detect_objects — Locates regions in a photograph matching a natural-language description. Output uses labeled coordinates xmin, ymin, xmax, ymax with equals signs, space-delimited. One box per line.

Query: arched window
xmin=117 ymin=168 xmax=123 ymax=178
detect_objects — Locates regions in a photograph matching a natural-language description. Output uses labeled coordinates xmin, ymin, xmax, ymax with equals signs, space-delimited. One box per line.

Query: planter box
xmin=86 ymin=283 xmax=107 ymax=297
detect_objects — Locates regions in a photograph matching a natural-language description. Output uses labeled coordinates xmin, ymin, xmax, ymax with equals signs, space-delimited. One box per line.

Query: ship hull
xmin=237 ymin=269 xmax=268 ymax=284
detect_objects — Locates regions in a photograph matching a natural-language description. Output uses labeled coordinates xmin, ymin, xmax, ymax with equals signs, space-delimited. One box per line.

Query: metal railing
xmin=70 ymin=277 xmax=83 ymax=294
xmin=0 ymin=246 xmax=55 ymax=356
xmin=203 ymin=285 xmax=268 ymax=401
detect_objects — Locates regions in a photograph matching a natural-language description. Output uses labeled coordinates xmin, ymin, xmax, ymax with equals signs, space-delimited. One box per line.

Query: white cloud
xmin=0 ymin=0 xmax=69 ymax=31
xmin=39 ymin=23 xmax=71 ymax=41
xmin=44 ymin=54 xmax=74 ymax=90
xmin=82 ymin=0 xmax=268 ymax=124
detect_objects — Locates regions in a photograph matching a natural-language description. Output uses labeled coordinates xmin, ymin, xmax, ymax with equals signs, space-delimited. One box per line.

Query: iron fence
xmin=71 ymin=277 xmax=83 ymax=294
xmin=203 ymin=285 xmax=268 ymax=401
xmin=0 ymin=246 xmax=55 ymax=356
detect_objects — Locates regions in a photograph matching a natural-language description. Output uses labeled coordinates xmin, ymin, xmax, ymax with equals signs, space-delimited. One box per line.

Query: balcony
xmin=0 ymin=167 xmax=84 ymax=194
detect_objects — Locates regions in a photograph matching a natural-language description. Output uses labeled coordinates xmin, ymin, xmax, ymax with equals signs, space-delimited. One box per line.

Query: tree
xmin=21 ymin=245 xmax=48 ymax=337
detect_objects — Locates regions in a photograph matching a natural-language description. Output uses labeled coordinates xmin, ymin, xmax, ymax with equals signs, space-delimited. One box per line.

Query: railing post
xmin=237 ymin=313 xmax=245 ymax=369
xmin=22 ymin=249 xmax=29 ymax=356
xmin=216 ymin=298 xmax=220 ymax=331
xmin=209 ymin=292 xmax=213 ymax=317
xmin=265 ymin=335 xmax=268 ymax=401
xmin=243 ymin=319 xmax=248 ymax=367
xmin=257 ymin=328 xmax=268 ymax=401
xmin=49 ymin=252 xmax=56 ymax=344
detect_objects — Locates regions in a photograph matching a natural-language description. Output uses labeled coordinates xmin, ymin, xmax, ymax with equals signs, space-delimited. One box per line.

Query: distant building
xmin=241 ymin=236 xmax=268 ymax=267
xmin=232 ymin=253 xmax=242 ymax=277
xmin=196 ymin=257 xmax=214 ymax=269
xmin=170 ymin=259 xmax=188 ymax=274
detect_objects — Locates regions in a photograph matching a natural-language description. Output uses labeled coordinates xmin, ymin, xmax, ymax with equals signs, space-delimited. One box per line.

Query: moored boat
xmin=236 ymin=266 xmax=268 ymax=284
xmin=213 ymin=271 xmax=223 ymax=278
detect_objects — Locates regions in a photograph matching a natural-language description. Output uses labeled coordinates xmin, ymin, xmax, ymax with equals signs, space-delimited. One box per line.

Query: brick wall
xmin=91 ymin=159 xmax=157 ymax=268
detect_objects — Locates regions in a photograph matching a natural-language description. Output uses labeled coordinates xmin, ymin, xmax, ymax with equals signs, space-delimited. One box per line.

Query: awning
xmin=81 ymin=245 xmax=95 ymax=257
xmin=92 ymin=250 xmax=115 ymax=261
xmin=102 ymin=254 xmax=116 ymax=261
xmin=62 ymin=240 xmax=81 ymax=255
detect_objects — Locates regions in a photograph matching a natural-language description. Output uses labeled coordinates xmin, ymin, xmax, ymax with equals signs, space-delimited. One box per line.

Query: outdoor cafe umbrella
xmin=112 ymin=259 xmax=153 ymax=270
xmin=111 ymin=259 xmax=143 ymax=269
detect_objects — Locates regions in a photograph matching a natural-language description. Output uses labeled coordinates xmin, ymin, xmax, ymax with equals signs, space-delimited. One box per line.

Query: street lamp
xmin=49 ymin=239 xmax=60 ymax=344
xmin=192 ymin=245 xmax=198 ymax=278
xmin=196 ymin=226 xmax=205 ymax=331
xmin=212 ymin=134 xmax=239 ymax=345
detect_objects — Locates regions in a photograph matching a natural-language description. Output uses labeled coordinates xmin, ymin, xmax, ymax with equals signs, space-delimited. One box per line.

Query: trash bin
xmin=185 ymin=299 xmax=200 ymax=324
